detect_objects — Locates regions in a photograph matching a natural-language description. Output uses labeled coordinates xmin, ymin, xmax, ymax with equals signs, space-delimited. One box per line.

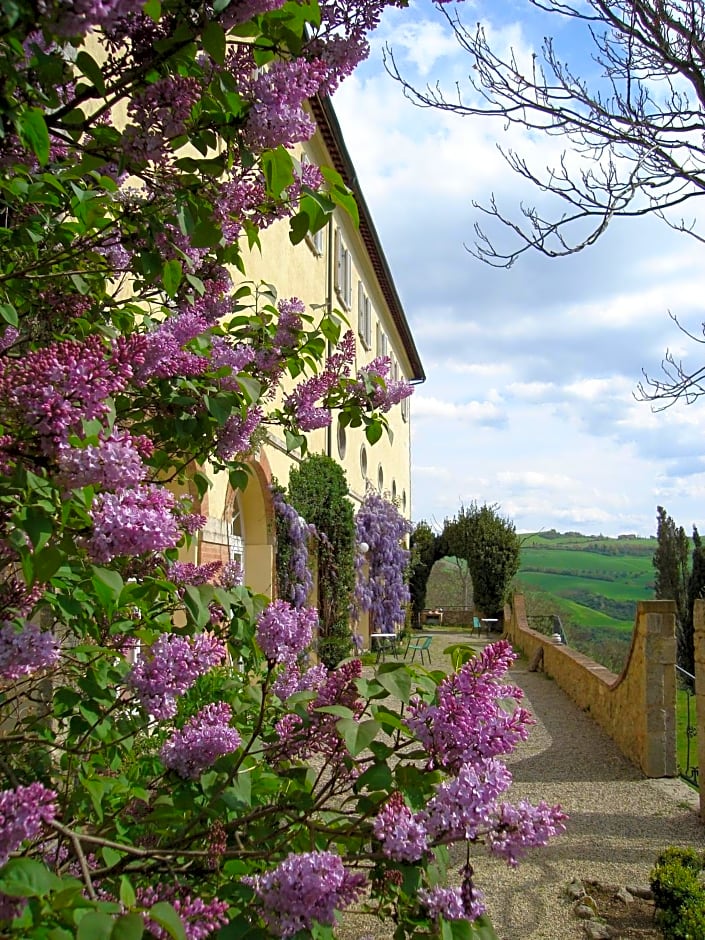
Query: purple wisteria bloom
xmin=271 ymin=487 xmax=315 ymax=608
xmin=256 ymin=600 xmax=317 ymax=665
xmin=0 ymin=620 xmax=59 ymax=680
xmin=127 ymin=632 xmax=226 ymax=719
xmin=373 ymin=792 xmax=428 ymax=861
xmin=0 ymin=783 xmax=57 ymax=866
xmin=243 ymin=850 xmax=366 ymax=938
xmin=160 ymin=702 xmax=241 ymax=779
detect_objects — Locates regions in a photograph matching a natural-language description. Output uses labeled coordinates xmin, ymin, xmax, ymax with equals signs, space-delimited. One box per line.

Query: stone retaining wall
xmin=506 ymin=594 xmax=677 ymax=778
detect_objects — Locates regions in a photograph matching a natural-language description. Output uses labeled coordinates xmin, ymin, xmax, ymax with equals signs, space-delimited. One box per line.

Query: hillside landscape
xmin=425 ymin=530 xmax=658 ymax=672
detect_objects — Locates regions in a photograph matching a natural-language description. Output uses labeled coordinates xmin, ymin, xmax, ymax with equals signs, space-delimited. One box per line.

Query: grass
xmin=677 ymin=686 xmax=699 ymax=787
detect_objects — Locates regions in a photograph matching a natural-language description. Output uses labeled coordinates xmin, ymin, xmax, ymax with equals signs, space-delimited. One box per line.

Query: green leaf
xmin=335 ymin=718 xmax=380 ymax=756
xmin=101 ymin=846 xmax=125 ymax=869
xmin=111 ymin=914 xmax=144 ymax=940
xmin=75 ymin=51 xmax=106 ymax=96
xmin=261 ymin=147 xmax=295 ymax=197
xmin=441 ymin=916 xmax=499 ymax=939
xmin=228 ymin=467 xmax=250 ymax=492
xmin=143 ymin=0 xmax=161 ymax=21
xmin=91 ymin=567 xmax=124 ymax=606
xmin=0 ymin=303 xmax=18 ymax=327
xmin=202 ymin=21 xmax=226 ymax=64
xmin=21 ymin=506 xmax=53 ymax=550
xmin=376 ymin=663 xmax=412 ymax=703
xmin=365 ymin=421 xmax=383 ymax=445
xmin=119 ymin=876 xmax=136 ymax=909
xmin=148 ymin=902 xmax=187 ymax=940
xmin=162 ymin=259 xmax=182 ymax=298
xmin=16 ymin=108 xmax=50 ymax=165
xmin=0 ymin=858 xmax=62 ymax=898
xmin=321 ymin=166 xmax=359 ymax=226
xmin=314 ymin=704 xmax=354 ymax=719
xmin=190 ymin=220 xmax=222 ymax=248
xmin=354 ymin=761 xmax=393 ymax=792
xmin=289 ymin=211 xmax=310 ymax=245
xmin=77 ymin=912 xmax=114 ymax=940
xmin=183 ymin=585 xmax=212 ymax=627
xmin=33 ymin=546 xmax=63 ymax=583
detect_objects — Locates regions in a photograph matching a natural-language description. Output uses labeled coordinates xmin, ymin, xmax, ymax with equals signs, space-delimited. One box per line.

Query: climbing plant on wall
xmin=287 ymin=454 xmax=355 ymax=666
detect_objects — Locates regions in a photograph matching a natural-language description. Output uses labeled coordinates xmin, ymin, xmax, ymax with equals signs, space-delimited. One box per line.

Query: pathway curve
xmin=354 ymin=630 xmax=705 ymax=939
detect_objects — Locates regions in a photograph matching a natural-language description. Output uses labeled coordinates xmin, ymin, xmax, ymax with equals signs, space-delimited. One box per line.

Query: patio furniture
xmin=472 ymin=616 xmax=482 ymax=637
xmin=371 ymin=632 xmax=399 ymax=662
xmin=405 ymin=634 xmax=433 ymax=665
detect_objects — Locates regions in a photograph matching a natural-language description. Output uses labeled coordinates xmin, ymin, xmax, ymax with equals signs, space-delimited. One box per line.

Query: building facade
xmin=197 ymin=96 xmax=425 ymax=644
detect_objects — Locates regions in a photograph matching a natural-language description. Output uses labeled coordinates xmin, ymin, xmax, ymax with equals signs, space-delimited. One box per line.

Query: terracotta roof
xmin=310 ymin=94 xmax=425 ymax=383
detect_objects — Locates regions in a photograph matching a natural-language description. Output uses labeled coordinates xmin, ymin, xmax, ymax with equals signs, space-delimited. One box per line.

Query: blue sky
xmin=331 ymin=0 xmax=705 ymax=537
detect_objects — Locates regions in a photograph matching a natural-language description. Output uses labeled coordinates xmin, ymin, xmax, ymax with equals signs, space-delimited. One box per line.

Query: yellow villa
xmin=196 ymin=94 xmax=425 ymax=646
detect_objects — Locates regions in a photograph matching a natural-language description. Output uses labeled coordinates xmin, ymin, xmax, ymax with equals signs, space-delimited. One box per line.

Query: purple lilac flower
xmin=137 ymin=884 xmax=229 ymax=940
xmin=487 ymin=800 xmax=568 ymax=867
xmin=0 ymin=783 xmax=57 ymax=866
xmin=273 ymin=298 xmax=305 ymax=348
xmin=123 ymin=76 xmax=202 ymax=164
xmin=168 ymin=561 xmax=223 ymax=586
xmin=0 ymin=621 xmax=59 ymax=679
xmin=160 ymin=703 xmax=241 ymax=779
xmin=216 ymin=406 xmax=263 ymax=460
xmin=283 ymin=330 xmax=356 ymax=431
xmin=209 ymin=337 xmax=256 ymax=390
xmin=0 ymin=334 xmax=145 ymax=453
xmin=219 ymin=560 xmax=243 ymax=589
xmin=422 ymin=758 xmax=513 ymax=841
xmin=87 ymin=484 xmax=182 ymax=561
xmin=256 ymin=601 xmax=317 ymax=665
xmin=244 ymin=59 xmax=328 ymax=151
xmin=404 ymin=641 xmax=534 ymax=773
xmin=373 ymin=792 xmax=428 ymax=862
xmin=353 ymin=490 xmax=411 ymax=631
xmin=0 ymin=327 xmax=19 ymax=353
xmin=243 ymin=851 xmax=366 ymax=938
xmin=351 ymin=356 xmax=413 ymax=413
xmin=220 ymin=0 xmax=286 ymax=27
xmin=0 ymin=892 xmax=25 ymax=922
xmin=57 ymin=429 xmax=147 ymax=492
xmin=271 ymin=661 xmax=328 ymax=701
xmin=136 ymin=311 xmax=210 ymax=382
xmin=127 ymin=632 xmax=226 ymax=719
xmin=52 ymin=0 xmax=144 ymax=37
xmin=419 ymin=884 xmax=485 ymax=922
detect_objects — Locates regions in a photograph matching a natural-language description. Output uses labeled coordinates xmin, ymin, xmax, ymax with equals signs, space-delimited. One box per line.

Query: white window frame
xmin=357 ymin=282 xmax=372 ymax=349
xmin=335 ymin=229 xmax=352 ymax=310
xmin=376 ymin=322 xmax=388 ymax=359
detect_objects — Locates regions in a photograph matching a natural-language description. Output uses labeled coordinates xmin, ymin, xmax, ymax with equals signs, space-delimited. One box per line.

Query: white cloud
xmin=413 ymin=395 xmax=505 ymax=423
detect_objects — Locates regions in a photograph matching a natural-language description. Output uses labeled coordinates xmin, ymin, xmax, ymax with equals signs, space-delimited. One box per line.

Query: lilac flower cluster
xmin=137 ymin=884 xmax=229 ymax=940
xmin=353 ymin=490 xmax=411 ymax=632
xmin=52 ymin=0 xmax=145 ymax=37
xmin=218 ymin=560 xmax=243 ymax=589
xmin=137 ymin=311 xmax=210 ymax=382
xmin=350 ymin=356 xmax=413 ymax=413
xmin=127 ymin=632 xmax=226 ymax=719
xmin=57 ymin=429 xmax=147 ymax=492
xmin=215 ymin=405 xmax=263 ymax=460
xmin=487 ymin=800 xmax=569 ymax=867
xmin=0 ymin=620 xmax=59 ymax=680
xmin=0 ymin=334 xmax=145 ymax=453
xmin=418 ymin=885 xmax=485 ymax=923
xmin=283 ymin=330 xmax=356 ymax=430
xmin=255 ymin=600 xmax=317 ymax=665
xmin=87 ymin=484 xmax=181 ymax=562
xmin=160 ymin=702 xmax=241 ymax=779
xmin=404 ymin=641 xmax=534 ymax=773
xmin=271 ymin=486 xmax=314 ymax=608
xmin=271 ymin=661 xmax=328 ymax=702
xmin=123 ymin=76 xmax=202 ymax=164
xmin=168 ymin=561 xmax=222 ymax=587
xmin=0 ymin=783 xmax=57 ymax=866
xmin=243 ymin=850 xmax=366 ymax=938
xmin=372 ymin=792 xmax=428 ymax=861
xmin=245 ymin=59 xmax=328 ymax=150
xmin=422 ymin=758 xmax=513 ymax=841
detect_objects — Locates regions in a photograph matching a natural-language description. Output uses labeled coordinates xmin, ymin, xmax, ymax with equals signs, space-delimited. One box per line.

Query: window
xmin=376 ymin=322 xmax=388 ymax=358
xmin=357 ymin=283 xmax=372 ymax=349
xmin=391 ymin=357 xmax=399 ymax=381
xmin=360 ymin=444 xmax=368 ymax=478
xmin=337 ymin=421 xmax=347 ymax=459
xmin=301 ymin=154 xmax=324 ymax=256
xmin=402 ymin=490 xmax=407 ymax=513
xmin=401 ymin=395 xmax=410 ymax=423
xmin=229 ymin=495 xmax=245 ymax=575
xmin=334 ymin=229 xmax=352 ymax=309
xmin=392 ymin=479 xmax=397 ymax=502
xmin=377 ymin=464 xmax=384 ymax=492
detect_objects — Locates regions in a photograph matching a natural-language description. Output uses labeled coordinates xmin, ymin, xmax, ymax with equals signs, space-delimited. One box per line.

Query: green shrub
xmin=651 ymin=847 xmax=705 ymax=938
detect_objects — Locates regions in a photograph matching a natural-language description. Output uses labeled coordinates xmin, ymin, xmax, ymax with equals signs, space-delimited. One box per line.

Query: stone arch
xmin=223 ymin=455 xmax=275 ymax=599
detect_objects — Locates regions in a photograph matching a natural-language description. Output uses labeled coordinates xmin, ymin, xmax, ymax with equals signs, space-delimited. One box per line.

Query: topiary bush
xmin=651 ymin=846 xmax=705 ymax=938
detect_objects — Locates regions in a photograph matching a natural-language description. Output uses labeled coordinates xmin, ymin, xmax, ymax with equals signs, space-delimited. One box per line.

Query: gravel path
xmin=341 ymin=631 xmax=705 ymax=940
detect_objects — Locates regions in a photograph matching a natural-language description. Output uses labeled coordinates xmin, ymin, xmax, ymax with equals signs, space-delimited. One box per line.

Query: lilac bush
xmin=354 ymin=489 xmax=412 ymax=632
xmin=0 ymin=1 xmax=567 ymax=937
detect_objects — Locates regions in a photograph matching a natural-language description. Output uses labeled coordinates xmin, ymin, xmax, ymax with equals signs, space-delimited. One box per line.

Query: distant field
xmin=517 ymin=532 xmax=655 ymax=628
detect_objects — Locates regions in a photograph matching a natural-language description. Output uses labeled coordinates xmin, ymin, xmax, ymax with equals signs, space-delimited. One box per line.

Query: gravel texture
xmin=338 ymin=631 xmax=705 ymax=940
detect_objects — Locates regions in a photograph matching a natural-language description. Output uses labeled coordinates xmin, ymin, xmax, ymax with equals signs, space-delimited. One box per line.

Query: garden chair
xmin=405 ymin=634 xmax=433 ymax=665
xmin=473 ymin=616 xmax=482 ymax=637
